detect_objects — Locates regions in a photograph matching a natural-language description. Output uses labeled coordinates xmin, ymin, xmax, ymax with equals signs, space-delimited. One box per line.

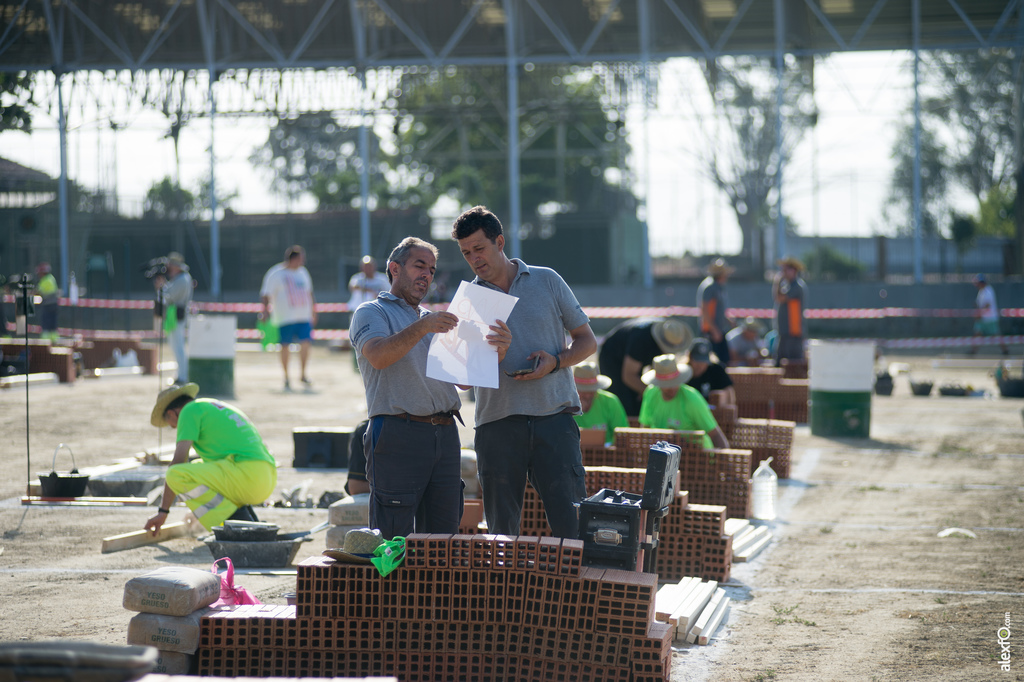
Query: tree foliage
xmin=0 ymin=72 xmax=34 ymax=134
xmin=883 ymin=123 xmax=948 ymax=237
xmin=696 ymin=56 xmax=817 ymax=268
xmin=144 ymin=177 xmax=200 ymax=220
xmin=802 ymin=242 xmax=867 ymax=281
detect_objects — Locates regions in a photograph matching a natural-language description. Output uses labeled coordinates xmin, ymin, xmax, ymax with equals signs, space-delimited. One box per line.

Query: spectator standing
xmin=36 ymin=262 xmax=59 ymax=341
xmin=697 ymin=258 xmax=735 ymax=364
xmin=261 ymin=245 xmax=317 ymax=392
xmin=453 ymin=205 xmax=596 ymax=539
xmin=685 ymin=337 xmax=736 ymax=407
xmin=772 ymin=256 xmax=807 ymax=366
xmin=572 ymin=362 xmax=628 ymax=446
xmin=154 ymin=252 xmax=193 ymax=385
xmin=347 ymin=256 xmax=391 ymax=370
xmin=350 ymin=236 xmax=511 ymax=539
xmin=144 ymin=382 xmax=278 ymax=534
xmin=972 ymin=273 xmax=1007 ymax=355
xmin=638 ymin=354 xmax=730 ymax=450
xmin=598 ymin=317 xmax=692 ymax=417
xmin=726 ymin=316 xmax=768 ymax=366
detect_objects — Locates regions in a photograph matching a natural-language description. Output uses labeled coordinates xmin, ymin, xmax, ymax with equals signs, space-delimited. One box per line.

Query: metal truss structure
xmin=1 ymin=0 xmax=1022 ymax=294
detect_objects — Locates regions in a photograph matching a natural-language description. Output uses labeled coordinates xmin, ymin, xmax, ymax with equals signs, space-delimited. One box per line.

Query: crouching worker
xmin=145 ymin=383 xmax=278 ymax=534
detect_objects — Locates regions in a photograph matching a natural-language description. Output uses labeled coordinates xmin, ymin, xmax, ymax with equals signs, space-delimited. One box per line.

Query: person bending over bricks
xmin=144 ymin=383 xmax=278 ymax=534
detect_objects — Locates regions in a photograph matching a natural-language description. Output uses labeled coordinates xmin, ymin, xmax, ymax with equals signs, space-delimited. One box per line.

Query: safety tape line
xmin=3 ymin=295 xmax=1021 ymax=319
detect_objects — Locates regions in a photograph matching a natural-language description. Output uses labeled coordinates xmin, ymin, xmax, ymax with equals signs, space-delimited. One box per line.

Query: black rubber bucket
xmin=38 ymin=443 xmax=90 ymax=498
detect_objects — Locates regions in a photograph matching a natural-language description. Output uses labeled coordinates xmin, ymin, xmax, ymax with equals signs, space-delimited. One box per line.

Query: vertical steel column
xmin=912 ymin=0 xmax=923 ymax=283
xmin=1015 ymin=9 xmax=1024 ymax=275
xmin=351 ymin=0 xmax=371 ymax=258
xmin=639 ymin=0 xmax=653 ymax=289
xmin=504 ymin=0 xmax=522 ymax=260
xmin=209 ymin=76 xmax=220 ymax=298
xmin=773 ymin=0 xmax=786 ymax=265
xmin=57 ymin=73 xmax=69 ymax=294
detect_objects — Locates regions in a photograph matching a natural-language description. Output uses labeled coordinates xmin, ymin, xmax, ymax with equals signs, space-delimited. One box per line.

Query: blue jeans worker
xmin=453 ymin=206 xmax=597 ymax=539
xmin=350 ymin=236 xmax=512 ymax=540
xmin=144 ymin=382 xmax=278 ymax=534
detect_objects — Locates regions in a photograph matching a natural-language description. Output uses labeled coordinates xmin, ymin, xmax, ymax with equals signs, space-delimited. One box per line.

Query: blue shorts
xmin=278 ymin=321 xmax=313 ymax=344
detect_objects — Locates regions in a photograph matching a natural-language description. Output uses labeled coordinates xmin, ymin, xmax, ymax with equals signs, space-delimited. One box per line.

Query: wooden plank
xmin=688 ymin=587 xmax=727 ymax=641
xmin=732 ymin=525 xmax=770 ymax=555
xmin=656 ymin=576 xmax=700 ymax=627
xmin=671 ymin=580 xmax=717 ymax=639
xmin=697 ymin=596 xmax=731 ymax=645
xmin=723 ymin=518 xmax=751 ymax=537
xmin=21 ymin=496 xmax=150 ymax=506
xmin=734 ymin=532 xmax=773 ymax=562
xmin=101 ymin=519 xmax=197 ymax=554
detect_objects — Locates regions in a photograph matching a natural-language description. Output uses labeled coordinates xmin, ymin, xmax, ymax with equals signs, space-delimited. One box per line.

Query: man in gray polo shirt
xmin=350 ymin=236 xmax=510 ymax=539
xmin=453 ymin=206 xmax=598 ymax=538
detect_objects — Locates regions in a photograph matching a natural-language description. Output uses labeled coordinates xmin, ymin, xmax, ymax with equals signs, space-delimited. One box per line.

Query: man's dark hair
xmin=386 ymin=237 xmax=438 ymax=284
xmin=285 ymin=245 xmax=304 ymax=261
xmin=165 ymin=394 xmax=195 ymax=416
xmin=451 ymin=205 xmax=503 ymax=242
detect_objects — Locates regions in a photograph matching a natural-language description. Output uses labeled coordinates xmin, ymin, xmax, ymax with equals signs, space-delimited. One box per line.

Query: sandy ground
xmin=1 ymin=343 xmax=1023 ymax=681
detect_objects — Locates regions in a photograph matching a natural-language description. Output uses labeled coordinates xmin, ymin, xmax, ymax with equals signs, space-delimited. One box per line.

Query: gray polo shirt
xmin=350 ymin=292 xmax=461 ymax=419
xmin=472 ymin=260 xmax=590 ymax=425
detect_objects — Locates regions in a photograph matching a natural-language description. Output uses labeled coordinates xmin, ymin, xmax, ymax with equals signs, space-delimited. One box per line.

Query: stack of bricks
xmin=196 ymin=534 xmax=672 ymax=682
xmin=729 ymin=418 xmax=795 ymax=478
xmin=521 ymin=467 xmax=731 ymax=583
xmin=727 ymin=366 xmax=809 ymax=422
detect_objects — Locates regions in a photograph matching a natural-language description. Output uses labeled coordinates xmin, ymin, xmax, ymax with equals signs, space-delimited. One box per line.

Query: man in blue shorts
xmin=261 ymin=245 xmax=317 ymax=391
xmin=453 ymin=205 xmax=597 ymax=538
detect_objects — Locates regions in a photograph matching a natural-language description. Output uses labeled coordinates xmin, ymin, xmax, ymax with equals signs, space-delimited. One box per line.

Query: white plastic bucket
xmin=809 ymin=340 xmax=874 ymax=438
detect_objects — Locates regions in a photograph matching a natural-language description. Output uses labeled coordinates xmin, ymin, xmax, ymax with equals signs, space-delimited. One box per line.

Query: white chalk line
xmin=752 ymin=587 xmax=1024 ymax=597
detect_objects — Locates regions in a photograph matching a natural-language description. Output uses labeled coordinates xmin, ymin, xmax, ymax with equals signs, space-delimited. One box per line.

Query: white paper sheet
xmin=426 ymin=281 xmax=518 ymax=388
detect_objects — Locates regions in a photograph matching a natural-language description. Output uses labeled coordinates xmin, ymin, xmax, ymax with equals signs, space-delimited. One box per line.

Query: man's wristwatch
xmin=551 ymin=354 xmax=561 ymax=373
xmin=158 ymin=507 xmax=171 ymax=515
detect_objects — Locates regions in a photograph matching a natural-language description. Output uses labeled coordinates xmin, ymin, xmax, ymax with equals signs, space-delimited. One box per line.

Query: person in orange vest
xmin=697 ymin=258 xmax=735 ymax=365
xmin=772 ymin=256 xmax=807 ymax=366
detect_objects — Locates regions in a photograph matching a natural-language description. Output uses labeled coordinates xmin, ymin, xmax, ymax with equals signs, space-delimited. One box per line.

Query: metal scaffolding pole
xmin=504 ymin=0 xmax=522 ymax=260
xmin=912 ymin=0 xmax=924 ymax=284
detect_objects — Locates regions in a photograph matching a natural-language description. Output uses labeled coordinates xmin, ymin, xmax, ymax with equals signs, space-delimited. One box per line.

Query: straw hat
xmin=573 ymin=362 xmax=611 ymax=392
xmin=651 ymin=318 xmax=693 ymax=354
xmin=322 ymin=528 xmax=385 ymax=564
xmin=166 ymin=252 xmax=189 ymax=271
xmin=150 ymin=382 xmax=199 ymax=427
xmin=707 ymin=258 xmax=735 ymax=277
xmin=641 ymin=354 xmax=693 ymax=388
xmin=777 ymin=256 xmax=804 ymax=272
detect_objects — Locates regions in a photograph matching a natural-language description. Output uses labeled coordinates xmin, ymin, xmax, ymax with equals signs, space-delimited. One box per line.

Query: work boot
xmin=228 ymin=505 xmax=259 ymax=522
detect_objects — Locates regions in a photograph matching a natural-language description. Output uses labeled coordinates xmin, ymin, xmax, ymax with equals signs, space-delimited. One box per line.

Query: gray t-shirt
xmin=161 ymin=272 xmax=193 ymax=309
xmin=697 ymin=276 xmax=729 ymax=336
xmin=350 ymin=292 xmax=461 ymax=418
xmin=471 ymin=260 xmax=590 ymax=425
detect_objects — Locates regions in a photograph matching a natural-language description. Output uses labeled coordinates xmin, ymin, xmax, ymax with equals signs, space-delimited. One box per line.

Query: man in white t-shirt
xmin=260 ymin=245 xmax=317 ymax=391
xmin=347 ymin=256 xmax=390 ymax=370
xmin=972 ymin=273 xmax=1007 ymax=355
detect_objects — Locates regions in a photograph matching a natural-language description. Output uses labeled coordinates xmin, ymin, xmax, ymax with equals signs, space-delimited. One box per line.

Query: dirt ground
xmin=1 ymin=343 xmax=1023 ymax=682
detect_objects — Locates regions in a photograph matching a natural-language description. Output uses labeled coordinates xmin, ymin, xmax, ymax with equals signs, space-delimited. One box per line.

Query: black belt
xmin=394 ymin=410 xmax=463 ymax=426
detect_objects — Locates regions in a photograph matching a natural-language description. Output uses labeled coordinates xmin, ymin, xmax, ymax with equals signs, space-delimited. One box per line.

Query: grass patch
xmin=770 ymin=603 xmax=817 ymax=627
xmin=751 ymin=671 xmax=777 ymax=681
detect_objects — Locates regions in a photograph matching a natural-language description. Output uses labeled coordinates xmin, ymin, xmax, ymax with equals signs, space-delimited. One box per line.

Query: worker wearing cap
xmin=697 ymin=258 xmax=735 ymax=365
xmin=726 ymin=316 xmax=768 ymax=367
xmin=772 ymin=256 xmax=807 ymax=366
xmin=572 ymin=362 xmax=628 ymax=446
xmin=347 ymin=255 xmax=391 ymax=372
xmin=144 ymin=383 xmax=278 ymax=534
xmin=972 ymin=273 xmax=1007 ymax=355
xmin=35 ymin=262 xmax=59 ymax=341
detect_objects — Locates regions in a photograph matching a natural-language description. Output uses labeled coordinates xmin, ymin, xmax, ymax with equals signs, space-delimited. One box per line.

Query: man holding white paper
xmin=350 ymin=236 xmax=510 ymax=539
xmin=453 ymin=206 xmax=597 ymax=539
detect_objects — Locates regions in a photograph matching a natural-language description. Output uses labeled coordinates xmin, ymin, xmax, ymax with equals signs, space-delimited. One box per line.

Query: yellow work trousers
xmin=165 ymin=457 xmax=277 ymax=530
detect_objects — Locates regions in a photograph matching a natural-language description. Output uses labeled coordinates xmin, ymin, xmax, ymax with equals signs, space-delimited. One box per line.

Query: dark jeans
xmin=474 ymin=412 xmax=587 ymax=539
xmin=365 ymin=415 xmax=463 ymax=539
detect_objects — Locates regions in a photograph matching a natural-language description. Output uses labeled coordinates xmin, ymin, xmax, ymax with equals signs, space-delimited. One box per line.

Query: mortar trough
xmin=204 ymin=538 xmax=306 ymax=568
xmin=211 ymin=520 xmax=281 ymax=542
xmin=37 ymin=444 xmax=89 ymax=498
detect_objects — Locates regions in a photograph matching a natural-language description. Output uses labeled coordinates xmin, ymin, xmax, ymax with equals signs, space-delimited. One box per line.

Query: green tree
xmin=883 ymin=123 xmax=948 ymax=237
xmin=391 ymin=65 xmax=630 ymax=221
xmin=975 ymin=185 xmax=1014 ymax=238
xmin=802 ymin=243 xmax=867 ymax=281
xmin=0 ymin=72 xmax=33 ymax=133
xmin=695 ymin=56 xmax=817 ymax=269
xmin=144 ymin=177 xmax=199 ymax=220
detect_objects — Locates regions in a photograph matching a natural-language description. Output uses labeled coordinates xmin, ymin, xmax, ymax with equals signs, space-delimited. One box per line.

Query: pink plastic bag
xmin=210 ymin=557 xmax=262 ymax=607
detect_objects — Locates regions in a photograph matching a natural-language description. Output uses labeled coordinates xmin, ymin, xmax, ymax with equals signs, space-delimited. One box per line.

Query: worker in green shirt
xmin=572 ymin=362 xmax=628 ymax=446
xmin=639 ymin=354 xmax=730 ymax=451
xmin=144 ymin=383 xmax=278 ymax=533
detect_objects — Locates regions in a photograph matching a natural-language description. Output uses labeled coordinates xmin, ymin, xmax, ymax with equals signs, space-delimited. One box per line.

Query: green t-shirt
xmin=175 ymin=399 xmax=275 ymax=465
xmin=574 ymin=389 xmax=629 ymax=445
xmin=638 ymin=384 xmax=717 ymax=450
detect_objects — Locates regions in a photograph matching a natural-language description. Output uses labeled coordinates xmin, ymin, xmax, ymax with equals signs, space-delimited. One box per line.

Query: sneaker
xmin=283 ymin=381 xmax=293 ymax=392
xmin=301 ymin=376 xmax=312 ymax=386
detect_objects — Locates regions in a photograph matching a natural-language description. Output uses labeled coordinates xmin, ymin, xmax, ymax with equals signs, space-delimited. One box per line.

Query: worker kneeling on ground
xmin=145 ymin=383 xmax=278 ymax=534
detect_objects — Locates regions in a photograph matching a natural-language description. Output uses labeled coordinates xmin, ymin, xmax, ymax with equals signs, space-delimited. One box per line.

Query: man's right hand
xmin=420 ymin=311 xmax=459 ymax=334
xmin=144 ymin=511 xmax=168 ymax=536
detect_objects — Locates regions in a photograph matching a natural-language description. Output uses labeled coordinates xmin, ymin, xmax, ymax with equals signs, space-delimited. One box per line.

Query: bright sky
xmin=3 ymin=52 xmax=916 ymax=258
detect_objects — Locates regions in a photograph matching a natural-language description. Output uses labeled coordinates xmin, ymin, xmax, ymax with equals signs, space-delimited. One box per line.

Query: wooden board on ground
xmin=101 ymin=518 xmax=198 ymax=554
xmin=734 ymin=529 xmax=773 ymax=562
xmin=21 ymin=496 xmax=150 ymax=506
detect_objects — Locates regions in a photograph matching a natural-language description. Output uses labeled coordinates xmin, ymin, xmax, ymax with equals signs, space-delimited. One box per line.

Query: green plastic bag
xmin=257 ymin=317 xmax=279 ymax=351
xmin=370 ymin=536 xmax=406 ymax=577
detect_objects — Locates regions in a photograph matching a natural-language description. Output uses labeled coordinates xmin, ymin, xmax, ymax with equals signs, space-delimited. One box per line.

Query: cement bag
xmin=126 ymin=609 xmax=210 ymax=654
xmin=152 ymin=651 xmax=194 ymax=675
xmin=123 ymin=566 xmax=221 ymax=616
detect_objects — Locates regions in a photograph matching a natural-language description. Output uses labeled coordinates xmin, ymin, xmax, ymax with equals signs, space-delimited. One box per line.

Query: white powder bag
xmin=123 ymin=566 xmax=221 ymax=616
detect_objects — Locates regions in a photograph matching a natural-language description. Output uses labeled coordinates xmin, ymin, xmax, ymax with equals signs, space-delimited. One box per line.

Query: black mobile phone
xmin=504 ymin=356 xmax=540 ymax=378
